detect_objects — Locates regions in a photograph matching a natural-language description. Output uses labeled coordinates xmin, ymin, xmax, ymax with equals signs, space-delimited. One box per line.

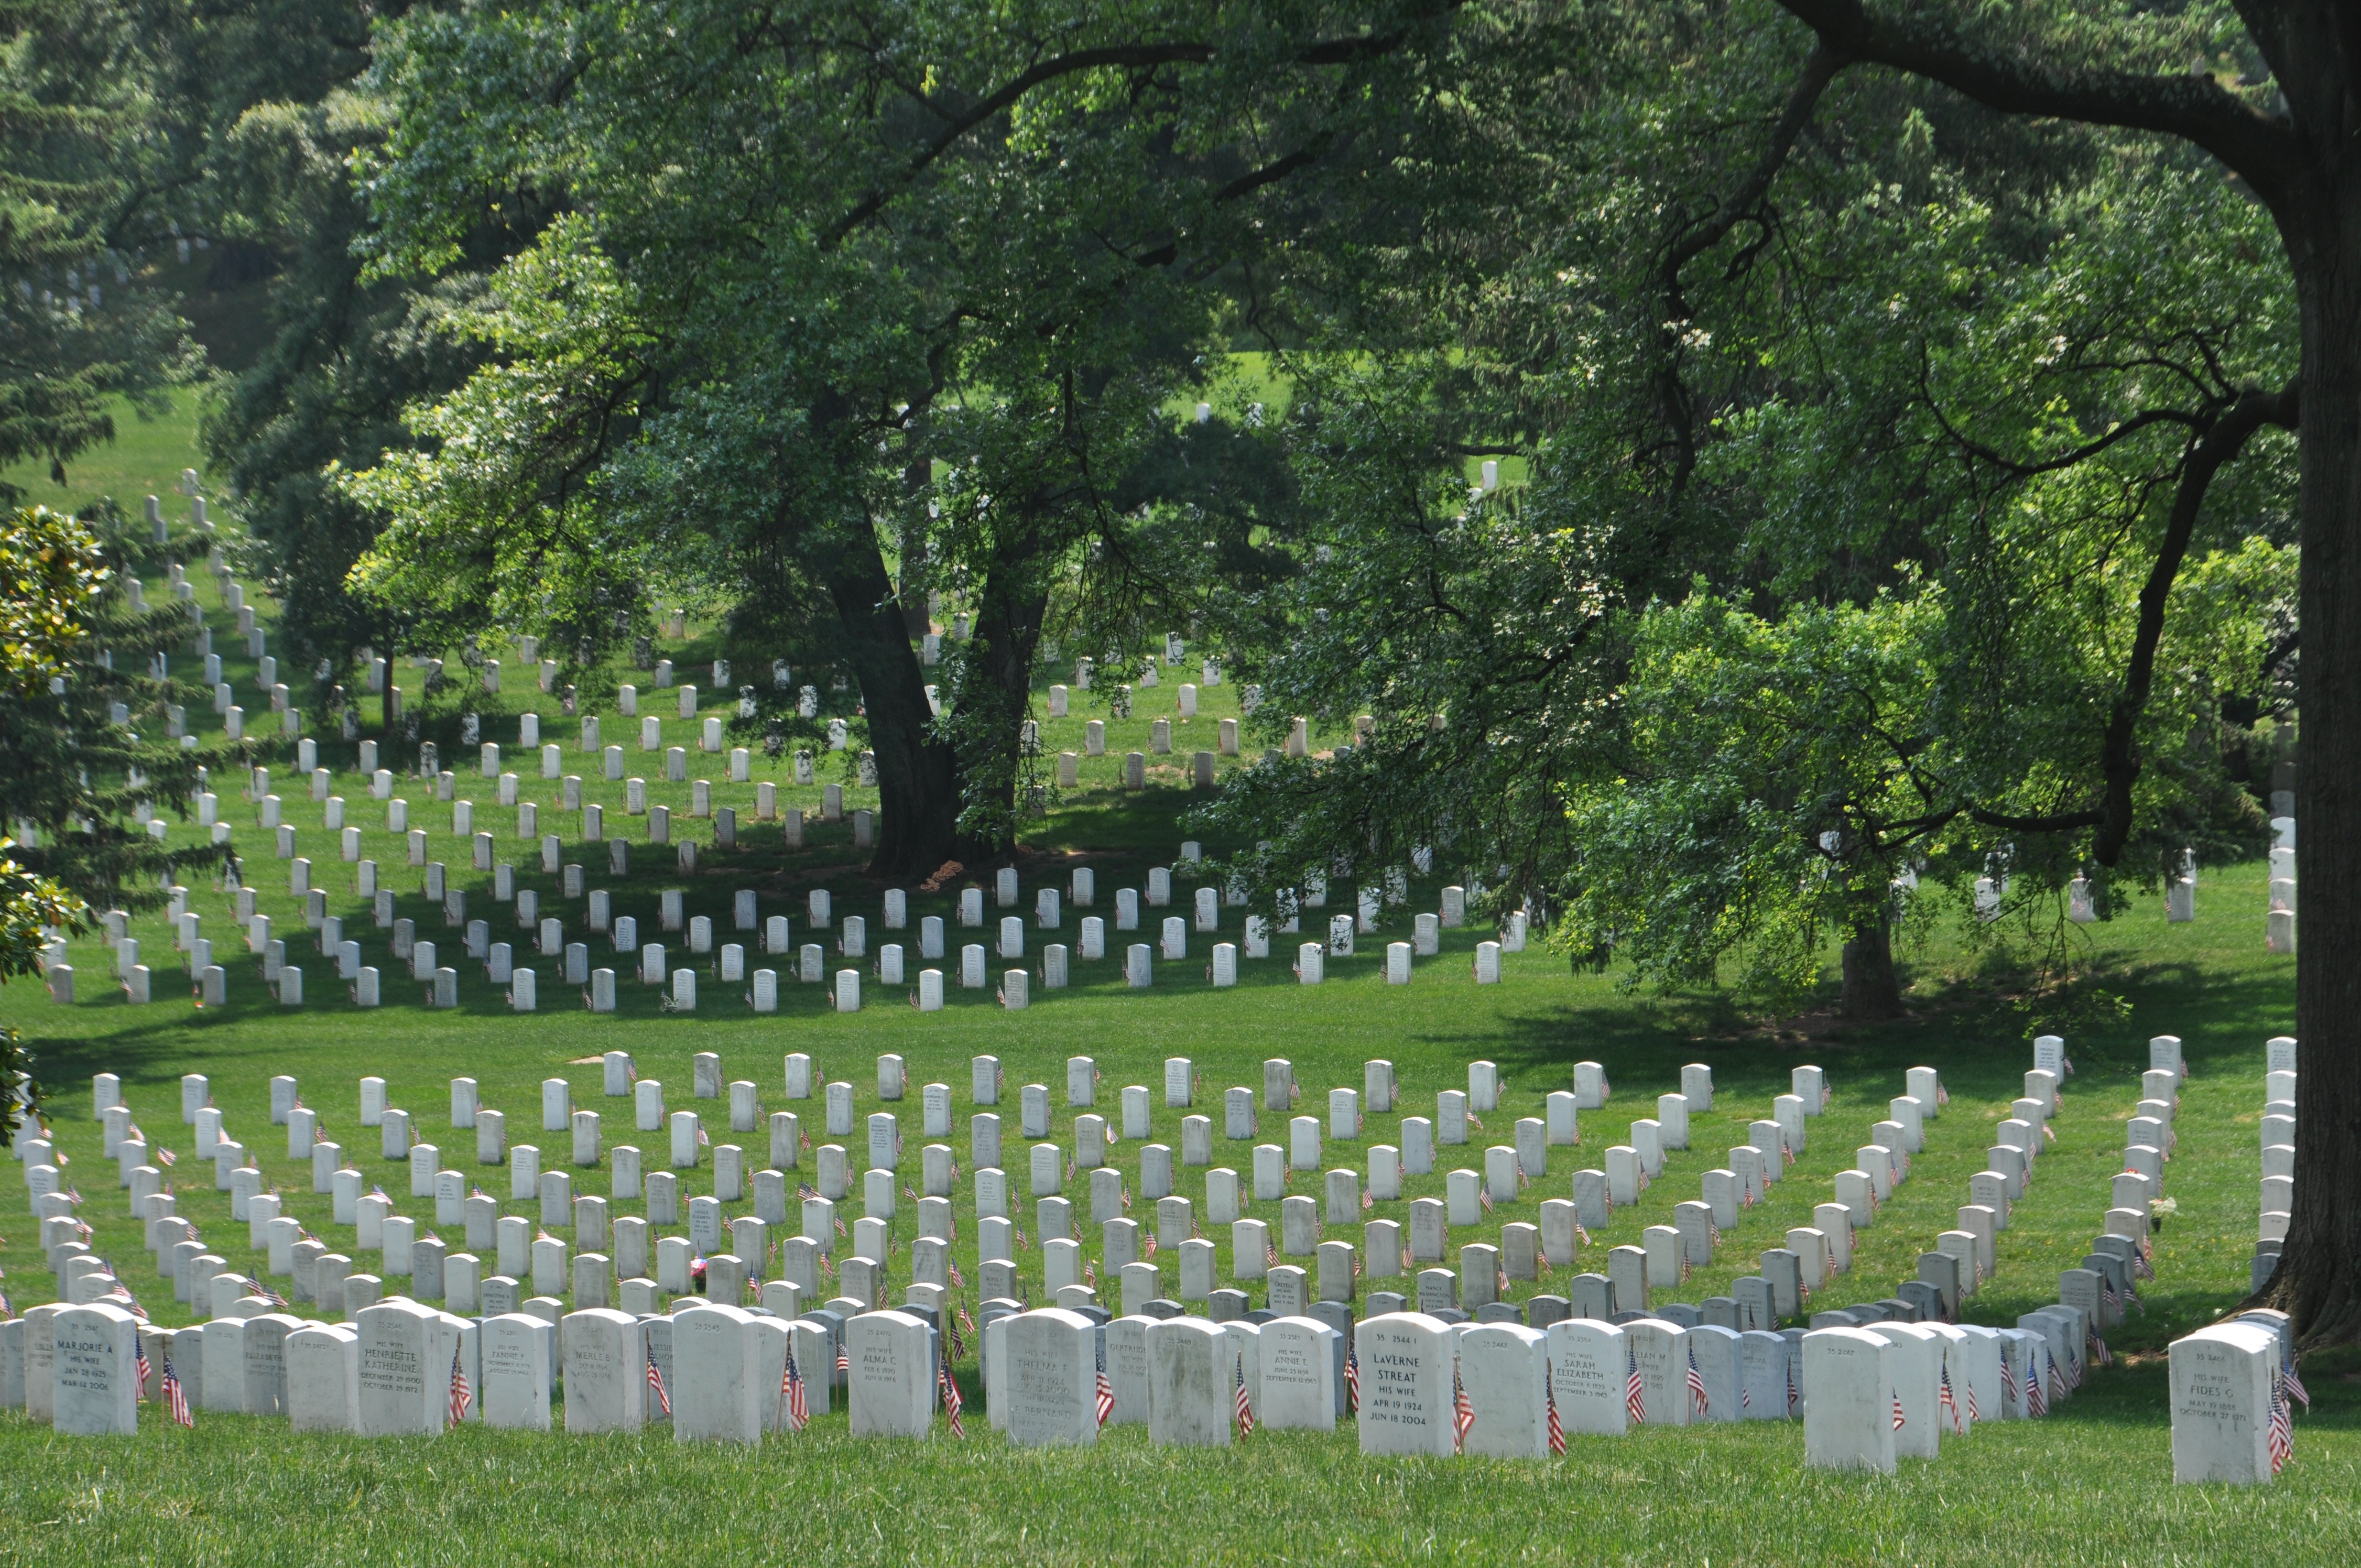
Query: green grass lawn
xmin=2 ymin=484 xmax=2348 ymax=1566
xmin=0 ymin=394 xmax=214 ymax=518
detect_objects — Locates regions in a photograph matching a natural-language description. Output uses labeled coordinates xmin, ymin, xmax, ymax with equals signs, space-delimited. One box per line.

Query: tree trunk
xmin=818 ymin=520 xmax=976 ymax=879
xmin=1840 ymin=907 xmax=1903 ymax=1019
xmin=2262 ymin=188 xmax=2361 ymax=1346
xmin=965 ymin=553 xmax=1050 ymax=852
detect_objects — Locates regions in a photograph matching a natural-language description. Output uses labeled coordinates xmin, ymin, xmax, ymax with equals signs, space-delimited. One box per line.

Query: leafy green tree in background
xmin=0 ymin=503 xmax=234 ymax=912
xmin=344 ymin=0 xmax=1462 ymax=874
xmin=0 ymin=0 xmax=203 ymax=498
xmin=0 ymin=503 xmax=227 ymax=1145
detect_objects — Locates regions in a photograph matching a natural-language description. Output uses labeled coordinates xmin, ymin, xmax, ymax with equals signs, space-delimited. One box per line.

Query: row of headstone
xmin=2257 ymin=1036 xmax=2295 ymax=1278
xmin=2265 ymin=818 xmax=2295 ymax=952
xmin=1803 ymin=1310 xmax=2075 ymax=1472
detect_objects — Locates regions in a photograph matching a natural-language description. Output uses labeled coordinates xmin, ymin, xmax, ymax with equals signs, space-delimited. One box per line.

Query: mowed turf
xmin=1 ymin=514 xmax=2352 ymax=1566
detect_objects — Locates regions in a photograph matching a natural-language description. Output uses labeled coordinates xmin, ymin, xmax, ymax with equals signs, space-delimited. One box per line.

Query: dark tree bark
xmin=818 ymin=521 xmax=978 ymax=879
xmin=964 ymin=538 xmax=1052 ymax=851
xmin=1841 ymin=908 xmax=1904 ymax=1019
xmin=1764 ymin=0 xmax=2359 ymax=1345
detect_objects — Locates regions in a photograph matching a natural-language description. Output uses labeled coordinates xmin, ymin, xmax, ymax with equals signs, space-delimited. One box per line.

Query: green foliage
xmin=0 ymin=504 xmax=236 ymax=914
xmin=0 ymin=0 xmax=200 ymax=498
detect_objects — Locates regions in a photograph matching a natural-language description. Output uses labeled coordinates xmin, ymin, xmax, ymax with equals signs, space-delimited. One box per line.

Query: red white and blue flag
xmin=1452 ymin=1368 xmax=1475 ymax=1453
xmin=647 ymin=1349 xmax=671 ymax=1417
xmin=939 ymin=1361 xmax=966 ymax=1439
xmin=2269 ymin=1367 xmax=2294 ymax=1475
xmin=1235 ymin=1353 xmax=1255 ymax=1437
xmin=448 ymin=1345 xmax=472 ymax=1425
xmin=2283 ymin=1353 xmax=2311 ymax=1408
xmin=783 ymin=1352 xmax=809 ymax=1431
xmin=1687 ymin=1347 xmax=1709 ymax=1418
xmin=1346 ymin=1345 xmax=1361 ymax=1413
xmin=1547 ymin=1380 xmax=1566 ymax=1456
xmin=162 ymin=1355 xmax=192 ymax=1427
xmin=1625 ymin=1348 xmax=1646 ymax=1425
xmin=1095 ymin=1339 xmax=1116 ymax=1427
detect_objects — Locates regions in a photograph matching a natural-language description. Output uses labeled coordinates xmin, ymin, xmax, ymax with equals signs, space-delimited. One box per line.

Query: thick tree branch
xmin=1667 ymin=46 xmax=1845 ymax=284
xmin=1769 ymin=0 xmax=2302 ymax=207
xmin=823 ymin=6 xmax=1461 ymax=251
xmin=1656 ymin=46 xmax=1842 ymax=496
xmin=824 ymin=45 xmax=1212 ymax=249
xmin=2091 ymin=378 xmax=2300 ymax=863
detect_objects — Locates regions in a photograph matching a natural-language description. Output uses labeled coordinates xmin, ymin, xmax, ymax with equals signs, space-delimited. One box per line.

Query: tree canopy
xmin=27 ymin=0 xmax=2361 ymax=1332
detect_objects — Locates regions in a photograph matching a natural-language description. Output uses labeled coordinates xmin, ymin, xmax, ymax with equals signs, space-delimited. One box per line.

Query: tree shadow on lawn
xmin=1406 ymin=951 xmax=2289 ymax=1108
xmin=11 ymin=984 xmax=348 ymax=1099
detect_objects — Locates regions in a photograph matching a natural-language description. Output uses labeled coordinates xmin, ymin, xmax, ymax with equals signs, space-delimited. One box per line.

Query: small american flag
xmin=155 ymin=1146 xmax=176 ymax=1167
xmin=1144 ymin=1233 xmax=1157 ymax=1259
xmin=1626 ymin=1348 xmax=1646 ymax=1424
xmin=1083 ymin=1260 xmax=1097 ymax=1290
xmin=2268 ymin=1367 xmax=2293 ymax=1475
xmin=939 ymin=1362 xmax=966 ymax=1438
xmin=1478 ymin=1188 xmax=1494 ymax=1215
xmin=1546 ymin=1380 xmax=1565 ymax=1455
xmin=837 ymin=1343 xmax=850 ymax=1379
xmin=784 ymin=1352 xmax=808 ymax=1430
xmin=1265 ymin=1235 xmax=1279 ymax=1271
xmin=162 ymin=1355 xmax=192 ymax=1426
xmin=1361 ymin=1190 xmax=1374 ymax=1212
xmin=1966 ymin=1372 xmax=1980 ymax=1423
xmin=1687 ymin=1347 xmax=1709 ymax=1418
xmin=1095 ymin=1340 xmax=1116 ymax=1426
xmin=1939 ymin=1363 xmax=1961 ymax=1432
xmin=647 ymin=1349 xmax=671 ymax=1416
xmin=1787 ymin=1352 xmax=1800 ymax=1416
xmin=1235 ymin=1353 xmax=1255 ymax=1436
xmin=2283 ymin=1353 xmax=2310 ymax=1408
xmin=1452 ymin=1368 xmax=1474 ymax=1453
xmin=135 ymin=1340 xmax=153 ymax=1397
xmin=448 ymin=1344 xmax=472 ymax=1425
xmin=244 ymin=1275 xmax=289 ymax=1309
xmin=1345 ymin=1345 xmax=1361 ymax=1412
xmin=1891 ymin=1387 xmax=1906 ymax=1430
xmin=2027 ymin=1357 xmax=2048 ymax=1417
xmin=948 ymin=1259 xmax=965 ymax=1288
